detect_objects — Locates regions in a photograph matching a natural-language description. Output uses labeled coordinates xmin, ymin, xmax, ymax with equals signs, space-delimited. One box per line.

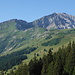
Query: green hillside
xmin=7 ymin=41 xmax=75 ymax=75
xmin=1 ymin=21 xmax=75 ymax=73
xmin=0 ymin=21 xmax=46 ymax=54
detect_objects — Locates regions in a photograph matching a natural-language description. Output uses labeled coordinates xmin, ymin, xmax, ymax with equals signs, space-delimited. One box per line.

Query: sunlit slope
xmin=0 ymin=21 xmax=46 ymax=54
xmin=2 ymin=28 xmax=75 ymax=63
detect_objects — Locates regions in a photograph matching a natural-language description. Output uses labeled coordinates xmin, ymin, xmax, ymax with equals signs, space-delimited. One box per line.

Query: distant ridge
xmin=0 ymin=13 xmax=75 ymax=30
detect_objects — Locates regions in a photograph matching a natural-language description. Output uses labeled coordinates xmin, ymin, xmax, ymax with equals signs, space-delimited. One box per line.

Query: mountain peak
xmin=52 ymin=12 xmax=60 ymax=15
xmin=0 ymin=13 xmax=75 ymax=30
xmin=51 ymin=12 xmax=68 ymax=16
xmin=32 ymin=13 xmax=75 ymax=30
xmin=62 ymin=12 xmax=67 ymax=14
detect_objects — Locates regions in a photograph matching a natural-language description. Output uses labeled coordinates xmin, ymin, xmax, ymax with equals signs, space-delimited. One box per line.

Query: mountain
xmin=0 ymin=20 xmax=46 ymax=54
xmin=32 ymin=13 xmax=75 ymax=30
xmin=1 ymin=13 xmax=75 ymax=71
xmin=0 ymin=12 xmax=75 ymax=58
xmin=0 ymin=19 xmax=34 ymax=30
xmin=1 ymin=13 xmax=75 ymax=30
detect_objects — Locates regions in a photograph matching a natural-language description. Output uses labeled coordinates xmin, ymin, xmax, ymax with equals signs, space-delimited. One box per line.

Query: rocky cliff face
xmin=15 ymin=19 xmax=34 ymax=30
xmin=1 ymin=13 xmax=75 ymax=30
xmin=32 ymin=13 xmax=75 ymax=30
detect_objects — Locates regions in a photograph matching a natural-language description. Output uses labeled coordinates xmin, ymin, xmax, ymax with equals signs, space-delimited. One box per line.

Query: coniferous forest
xmin=1 ymin=41 xmax=75 ymax=75
xmin=0 ymin=47 xmax=37 ymax=71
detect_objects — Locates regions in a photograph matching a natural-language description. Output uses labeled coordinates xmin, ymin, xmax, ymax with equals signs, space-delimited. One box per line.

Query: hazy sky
xmin=0 ymin=0 xmax=75 ymax=22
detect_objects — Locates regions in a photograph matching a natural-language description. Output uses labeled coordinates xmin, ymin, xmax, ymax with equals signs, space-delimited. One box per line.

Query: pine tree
xmin=37 ymin=58 xmax=43 ymax=75
xmin=47 ymin=48 xmax=53 ymax=63
xmin=41 ymin=49 xmax=53 ymax=75
xmin=72 ymin=67 xmax=75 ymax=75
xmin=29 ymin=56 xmax=41 ymax=75
xmin=47 ymin=62 xmax=54 ymax=75
xmin=64 ymin=41 xmax=75 ymax=75
xmin=41 ymin=54 xmax=47 ymax=75
xmin=53 ymin=53 xmax=63 ymax=75
xmin=66 ymin=41 xmax=72 ymax=56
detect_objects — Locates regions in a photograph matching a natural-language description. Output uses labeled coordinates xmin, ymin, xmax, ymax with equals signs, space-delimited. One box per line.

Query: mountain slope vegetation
xmin=0 ymin=13 xmax=75 ymax=73
xmin=4 ymin=41 xmax=75 ymax=75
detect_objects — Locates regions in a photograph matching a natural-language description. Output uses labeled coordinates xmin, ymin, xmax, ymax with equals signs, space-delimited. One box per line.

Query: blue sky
xmin=0 ymin=0 xmax=75 ymax=22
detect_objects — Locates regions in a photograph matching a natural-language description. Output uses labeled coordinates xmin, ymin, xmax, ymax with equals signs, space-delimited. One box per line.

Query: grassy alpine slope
xmin=1 ymin=21 xmax=75 ymax=74
xmin=0 ymin=21 xmax=46 ymax=54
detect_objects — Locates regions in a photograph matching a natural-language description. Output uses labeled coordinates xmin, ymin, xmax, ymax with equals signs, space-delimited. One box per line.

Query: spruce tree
xmin=72 ymin=67 xmax=75 ymax=75
xmin=41 ymin=49 xmax=53 ymax=75
xmin=64 ymin=41 xmax=75 ymax=75
xmin=47 ymin=48 xmax=53 ymax=63
xmin=47 ymin=62 xmax=54 ymax=75
xmin=53 ymin=52 xmax=63 ymax=75
xmin=29 ymin=56 xmax=41 ymax=75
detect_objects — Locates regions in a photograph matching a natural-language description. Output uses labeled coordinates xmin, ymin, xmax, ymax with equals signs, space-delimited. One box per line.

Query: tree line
xmin=0 ymin=47 xmax=37 ymax=70
xmin=1 ymin=41 xmax=75 ymax=75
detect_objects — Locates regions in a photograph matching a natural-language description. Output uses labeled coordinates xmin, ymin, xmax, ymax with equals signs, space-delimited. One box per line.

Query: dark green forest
xmin=42 ymin=36 xmax=63 ymax=46
xmin=0 ymin=47 xmax=37 ymax=70
xmin=1 ymin=41 xmax=75 ymax=75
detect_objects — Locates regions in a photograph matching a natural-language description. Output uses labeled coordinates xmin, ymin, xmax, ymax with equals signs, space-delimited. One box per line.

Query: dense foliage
xmin=42 ymin=37 xmax=62 ymax=46
xmin=0 ymin=47 xmax=37 ymax=70
xmin=0 ymin=54 xmax=27 ymax=71
xmin=5 ymin=41 xmax=75 ymax=75
xmin=1 ymin=41 xmax=75 ymax=75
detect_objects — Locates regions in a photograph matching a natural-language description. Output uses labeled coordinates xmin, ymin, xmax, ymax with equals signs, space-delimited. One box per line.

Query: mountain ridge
xmin=1 ymin=13 xmax=75 ymax=71
xmin=0 ymin=12 xmax=75 ymax=54
xmin=0 ymin=13 xmax=75 ymax=30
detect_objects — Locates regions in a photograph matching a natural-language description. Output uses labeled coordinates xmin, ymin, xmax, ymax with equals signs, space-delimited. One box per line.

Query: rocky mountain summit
xmin=0 ymin=13 xmax=75 ymax=30
xmin=32 ymin=13 xmax=75 ymax=30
